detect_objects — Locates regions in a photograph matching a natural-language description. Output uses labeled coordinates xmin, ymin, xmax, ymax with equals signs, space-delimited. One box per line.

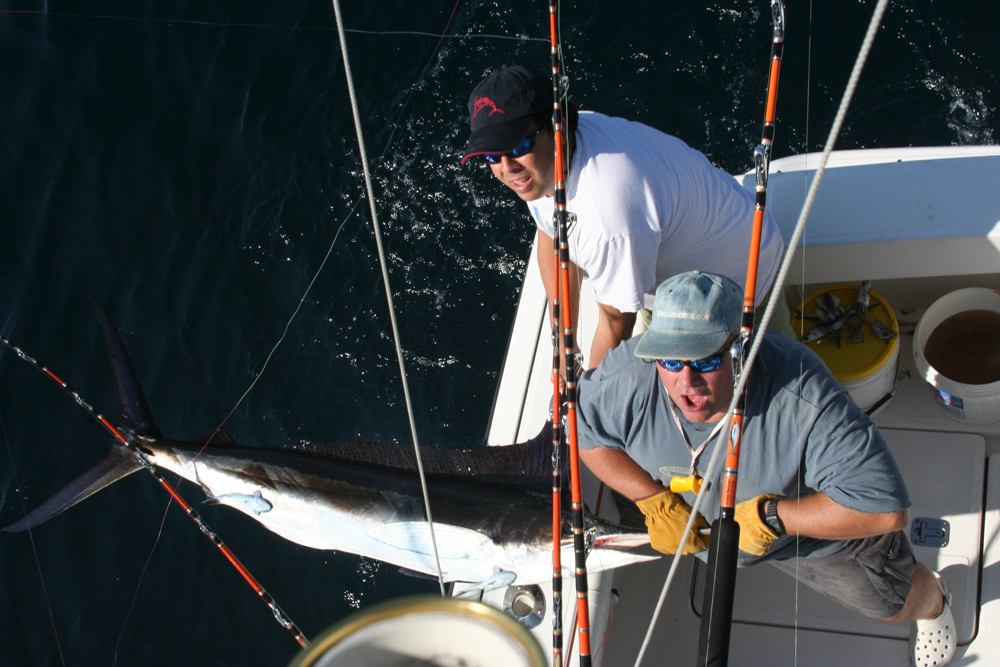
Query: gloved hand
xmin=635 ymin=490 xmax=710 ymax=555
xmin=735 ymin=494 xmax=782 ymax=556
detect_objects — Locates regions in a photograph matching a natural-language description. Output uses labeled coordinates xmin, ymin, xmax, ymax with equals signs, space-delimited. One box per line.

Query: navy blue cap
xmin=462 ymin=66 xmax=551 ymax=164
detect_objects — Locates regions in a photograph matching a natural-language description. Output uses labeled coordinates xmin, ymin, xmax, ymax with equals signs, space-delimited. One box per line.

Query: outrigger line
xmin=547 ymin=1 xmax=593 ymax=666
xmin=697 ymin=3 xmax=785 ymax=666
xmin=0 ymin=334 xmax=311 ymax=650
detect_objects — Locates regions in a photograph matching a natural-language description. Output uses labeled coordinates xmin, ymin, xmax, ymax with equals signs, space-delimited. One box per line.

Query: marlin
xmin=3 ymin=299 xmax=653 ymax=587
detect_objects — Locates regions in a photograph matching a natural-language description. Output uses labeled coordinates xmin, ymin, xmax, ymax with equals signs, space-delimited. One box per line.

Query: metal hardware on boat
xmin=503 ymin=585 xmax=546 ymax=629
xmin=911 ymin=518 xmax=950 ymax=548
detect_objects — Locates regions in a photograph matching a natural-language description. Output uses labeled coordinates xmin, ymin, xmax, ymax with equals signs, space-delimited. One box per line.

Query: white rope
xmin=633 ymin=0 xmax=890 ymax=663
xmin=330 ymin=0 xmax=446 ymax=595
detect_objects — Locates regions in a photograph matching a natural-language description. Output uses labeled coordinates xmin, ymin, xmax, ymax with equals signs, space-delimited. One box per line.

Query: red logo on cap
xmin=472 ymin=96 xmax=505 ymax=120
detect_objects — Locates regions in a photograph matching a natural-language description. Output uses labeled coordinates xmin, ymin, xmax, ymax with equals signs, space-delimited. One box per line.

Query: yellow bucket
xmin=790 ymin=284 xmax=899 ymax=414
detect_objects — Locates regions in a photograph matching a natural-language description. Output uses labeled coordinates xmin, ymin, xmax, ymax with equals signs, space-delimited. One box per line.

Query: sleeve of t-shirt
xmin=800 ymin=387 xmax=911 ymax=515
xmin=576 ymin=366 xmax=633 ymax=452
xmin=576 ymin=231 xmax=659 ymax=314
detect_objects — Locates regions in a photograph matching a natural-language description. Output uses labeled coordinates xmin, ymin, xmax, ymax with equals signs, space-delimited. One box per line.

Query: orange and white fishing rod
xmin=0 ymin=335 xmax=311 ymax=650
xmin=697 ymin=3 xmax=785 ymax=666
xmin=547 ymin=0 xmax=593 ymax=665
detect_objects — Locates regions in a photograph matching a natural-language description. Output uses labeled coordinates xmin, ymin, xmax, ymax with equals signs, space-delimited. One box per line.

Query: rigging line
xmin=0 ymin=409 xmax=67 ymax=667
xmin=0 ymin=9 xmax=548 ymax=41
xmin=634 ymin=0 xmax=891 ymax=664
xmin=331 ymin=0 xmax=447 ymax=596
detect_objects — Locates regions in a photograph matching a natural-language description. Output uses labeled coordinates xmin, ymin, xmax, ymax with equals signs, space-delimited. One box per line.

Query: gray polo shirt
xmin=576 ymin=333 xmax=910 ymax=566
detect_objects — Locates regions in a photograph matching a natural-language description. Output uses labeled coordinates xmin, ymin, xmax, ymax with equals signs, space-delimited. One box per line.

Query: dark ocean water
xmin=0 ymin=1 xmax=996 ymax=665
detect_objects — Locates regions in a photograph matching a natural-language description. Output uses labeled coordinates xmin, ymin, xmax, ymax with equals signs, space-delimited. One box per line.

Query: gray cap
xmin=634 ymin=271 xmax=743 ymax=361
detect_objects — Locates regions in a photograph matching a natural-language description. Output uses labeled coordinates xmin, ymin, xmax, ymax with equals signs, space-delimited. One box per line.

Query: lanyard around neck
xmin=666 ymin=396 xmax=726 ymax=480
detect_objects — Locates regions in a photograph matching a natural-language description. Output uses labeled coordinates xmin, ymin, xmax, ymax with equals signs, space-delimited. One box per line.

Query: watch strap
xmin=764 ymin=497 xmax=786 ymax=537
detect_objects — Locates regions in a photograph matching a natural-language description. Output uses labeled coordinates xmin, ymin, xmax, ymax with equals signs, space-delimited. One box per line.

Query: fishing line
xmin=790 ymin=5 xmax=817 ymax=665
xmin=0 ymin=408 xmax=67 ymax=667
xmin=634 ymin=0 xmax=890 ymax=664
xmin=111 ymin=501 xmax=173 ymax=667
xmin=0 ymin=8 xmax=547 ymax=42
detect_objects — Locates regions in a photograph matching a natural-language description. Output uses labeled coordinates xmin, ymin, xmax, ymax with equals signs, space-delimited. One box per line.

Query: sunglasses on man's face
xmin=482 ymin=131 xmax=539 ymax=165
xmin=656 ymin=353 xmax=726 ymax=373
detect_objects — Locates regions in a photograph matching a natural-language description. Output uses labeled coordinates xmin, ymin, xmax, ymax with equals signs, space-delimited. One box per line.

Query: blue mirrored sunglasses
xmin=657 ymin=353 xmax=726 ymax=373
xmin=482 ymin=132 xmax=537 ymax=165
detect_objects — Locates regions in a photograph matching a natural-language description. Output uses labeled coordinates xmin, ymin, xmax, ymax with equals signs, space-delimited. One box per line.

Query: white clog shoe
xmin=910 ymin=571 xmax=955 ymax=667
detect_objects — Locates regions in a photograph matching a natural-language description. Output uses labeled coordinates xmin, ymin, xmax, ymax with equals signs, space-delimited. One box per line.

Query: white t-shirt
xmin=528 ymin=112 xmax=784 ymax=312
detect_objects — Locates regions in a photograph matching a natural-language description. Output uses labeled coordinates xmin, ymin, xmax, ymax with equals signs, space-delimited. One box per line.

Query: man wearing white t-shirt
xmin=462 ymin=66 xmax=787 ymax=369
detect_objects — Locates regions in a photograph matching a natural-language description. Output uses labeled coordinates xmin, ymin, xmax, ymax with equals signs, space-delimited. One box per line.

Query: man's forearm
xmin=536 ymin=229 xmax=583 ymax=377
xmin=589 ymin=304 xmax=637 ymax=369
xmin=579 ymin=446 xmax=665 ymax=502
xmin=776 ymin=492 xmax=909 ymax=540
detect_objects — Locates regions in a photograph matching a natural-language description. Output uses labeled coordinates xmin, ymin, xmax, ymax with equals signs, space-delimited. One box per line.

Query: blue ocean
xmin=0 ymin=1 xmax=996 ymax=665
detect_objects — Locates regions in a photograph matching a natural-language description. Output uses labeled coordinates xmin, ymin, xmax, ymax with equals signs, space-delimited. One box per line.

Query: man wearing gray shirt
xmin=576 ymin=270 xmax=954 ymax=667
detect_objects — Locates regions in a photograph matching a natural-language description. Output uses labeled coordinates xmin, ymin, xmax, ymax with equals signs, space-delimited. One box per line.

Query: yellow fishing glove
xmin=735 ymin=494 xmax=783 ymax=556
xmin=635 ymin=490 xmax=710 ymax=555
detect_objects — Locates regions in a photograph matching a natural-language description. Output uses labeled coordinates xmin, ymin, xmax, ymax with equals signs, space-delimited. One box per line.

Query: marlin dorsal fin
xmin=88 ymin=296 xmax=162 ymax=440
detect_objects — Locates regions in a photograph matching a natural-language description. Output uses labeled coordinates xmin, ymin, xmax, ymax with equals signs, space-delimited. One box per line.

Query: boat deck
xmin=481 ymin=147 xmax=1000 ymax=666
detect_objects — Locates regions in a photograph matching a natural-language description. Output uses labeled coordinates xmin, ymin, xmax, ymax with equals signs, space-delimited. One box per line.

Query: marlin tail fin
xmin=4 ymin=298 xmax=160 ymax=532
xmin=3 ymin=441 xmax=142 ymax=532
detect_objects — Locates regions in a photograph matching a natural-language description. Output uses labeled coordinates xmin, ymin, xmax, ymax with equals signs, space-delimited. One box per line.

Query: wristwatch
xmin=763 ymin=498 xmax=786 ymax=537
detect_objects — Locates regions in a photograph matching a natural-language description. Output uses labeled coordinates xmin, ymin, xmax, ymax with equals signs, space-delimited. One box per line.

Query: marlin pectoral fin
xmin=3 ymin=441 xmax=142 ymax=532
xmin=367 ymin=522 xmax=491 ymax=560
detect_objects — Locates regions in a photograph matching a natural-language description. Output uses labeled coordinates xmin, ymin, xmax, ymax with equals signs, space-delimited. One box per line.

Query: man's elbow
xmin=599 ymin=306 xmax=637 ymax=335
xmin=880 ymin=508 xmax=910 ymax=534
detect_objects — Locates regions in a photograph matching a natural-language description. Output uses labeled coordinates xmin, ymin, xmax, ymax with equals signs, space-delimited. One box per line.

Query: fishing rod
xmin=696 ymin=2 xmax=785 ymax=666
xmin=0 ymin=336 xmax=311 ymax=650
xmin=547 ymin=0 xmax=593 ymax=665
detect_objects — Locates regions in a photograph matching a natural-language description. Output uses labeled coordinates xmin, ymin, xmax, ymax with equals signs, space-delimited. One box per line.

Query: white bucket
xmin=792 ymin=284 xmax=900 ymax=415
xmin=913 ymin=288 xmax=1000 ymax=425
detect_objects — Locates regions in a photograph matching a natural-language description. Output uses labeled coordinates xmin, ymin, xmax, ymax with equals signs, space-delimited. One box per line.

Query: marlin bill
xmin=3 ymin=299 xmax=653 ymax=586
